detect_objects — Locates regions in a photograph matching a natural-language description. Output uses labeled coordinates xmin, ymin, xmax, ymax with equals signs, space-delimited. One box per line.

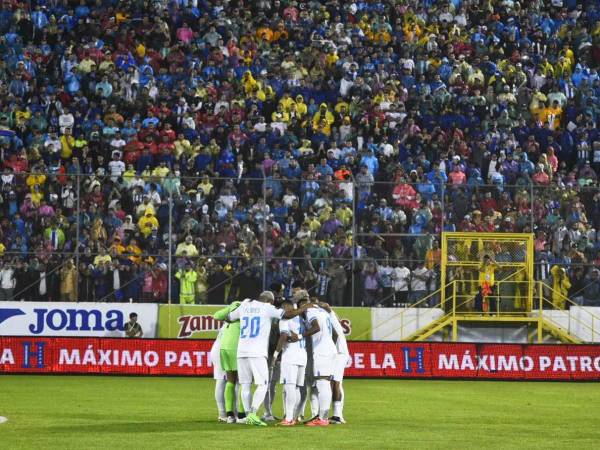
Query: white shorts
xmin=279 ymin=362 xmax=306 ymax=386
xmin=210 ymin=342 xmax=226 ymax=381
xmin=313 ymin=354 xmax=335 ymax=378
xmin=238 ymin=356 xmax=269 ymax=385
xmin=333 ymin=354 xmax=350 ymax=382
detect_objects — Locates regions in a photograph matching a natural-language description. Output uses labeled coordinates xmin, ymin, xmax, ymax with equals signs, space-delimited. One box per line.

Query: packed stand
xmin=0 ymin=0 xmax=598 ymax=307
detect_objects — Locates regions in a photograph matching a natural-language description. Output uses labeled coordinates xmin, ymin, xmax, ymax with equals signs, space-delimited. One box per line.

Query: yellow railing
xmin=355 ymin=276 xmax=600 ymax=343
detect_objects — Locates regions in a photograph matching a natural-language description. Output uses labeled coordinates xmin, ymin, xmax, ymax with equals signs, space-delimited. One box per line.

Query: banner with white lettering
xmin=2 ymin=338 xmax=600 ymax=380
xmin=0 ymin=303 xmax=158 ymax=338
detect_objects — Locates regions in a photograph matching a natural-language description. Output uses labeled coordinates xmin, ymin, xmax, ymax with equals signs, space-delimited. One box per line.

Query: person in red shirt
xmin=480 ymin=192 xmax=497 ymax=216
xmin=448 ymin=165 xmax=467 ymax=185
xmin=532 ymin=165 xmax=550 ymax=185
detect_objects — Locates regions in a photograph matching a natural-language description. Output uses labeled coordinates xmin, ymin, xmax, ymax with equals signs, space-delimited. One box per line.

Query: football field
xmin=0 ymin=376 xmax=598 ymax=449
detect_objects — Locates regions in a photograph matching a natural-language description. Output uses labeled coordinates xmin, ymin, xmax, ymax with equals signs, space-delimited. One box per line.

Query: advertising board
xmin=3 ymin=337 xmax=600 ymax=380
xmin=0 ymin=303 xmax=158 ymax=338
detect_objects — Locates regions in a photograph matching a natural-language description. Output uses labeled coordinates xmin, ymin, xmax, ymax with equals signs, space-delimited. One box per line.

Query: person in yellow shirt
xmin=559 ymin=44 xmax=575 ymax=67
xmin=60 ymin=129 xmax=75 ymax=159
xmin=279 ymin=92 xmax=295 ymax=112
xmin=173 ymin=134 xmax=192 ymax=158
xmin=30 ymin=185 xmax=44 ymax=206
xmin=477 ymin=254 xmax=498 ymax=313
xmin=109 ymin=236 xmax=126 ymax=255
xmin=256 ymin=26 xmax=274 ymax=42
xmin=554 ymin=56 xmax=572 ymax=80
xmin=312 ymin=103 xmax=334 ymax=129
xmin=151 ymin=161 xmax=170 ymax=180
xmin=175 ymin=235 xmax=199 ymax=257
xmin=78 ymin=56 xmax=97 ymax=73
xmin=26 ymin=171 xmax=46 ymax=191
xmin=541 ymin=100 xmax=563 ymax=130
xmin=271 ymin=104 xmax=290 ymax=123
xmin=14 ymin=105 xmax=31 ymax=129
xmin=550 ymin=265 xmax=571 ymax=309
xmin=126 ymin=239 xmax=143 ymax=264
xmin=305 ymin=215 xmax=321 ymax=233
xmin=425 ymin=241 xmax=441 ymax=270
xmin=335 ymin=204 xmax=353 ymax=227
xmin=294 ymin=95 xmax=308 ymax=116
xmin=242 ymin=71 xmax=258 ymax=95
xmin=138 ymin=211 xmax=159 ymax=237
xmin=93 ymin=247 xmax=112 ymax=266
xmin=539 ymin=57 xmax=555 ymax=78
xmin=197 ymin=175 xmax=213 ymax=196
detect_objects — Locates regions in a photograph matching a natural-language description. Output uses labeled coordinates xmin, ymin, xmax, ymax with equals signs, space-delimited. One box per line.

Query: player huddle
xmin=209 ymin=287 xmax=349 ymax=427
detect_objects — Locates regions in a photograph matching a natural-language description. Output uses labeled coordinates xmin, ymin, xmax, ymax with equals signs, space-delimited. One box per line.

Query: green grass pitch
xmin=1 ymin=375 xmax=599 ymax=449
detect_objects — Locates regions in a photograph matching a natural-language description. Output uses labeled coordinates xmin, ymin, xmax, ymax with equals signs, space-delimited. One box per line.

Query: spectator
xmin=550 ymin=266 xmax=572 ymax=310
xmin=175 ymin=263 xmax=198 ymax=305
xmin=0 ymin=0 xmax=596 ymax=309
xmin=0 ymin=261 xmax=16 ymax=301
xmin=59 ymin=259 xmax=78 ymax=302
xmin=410 ymin=262 xmax=431 ymax=305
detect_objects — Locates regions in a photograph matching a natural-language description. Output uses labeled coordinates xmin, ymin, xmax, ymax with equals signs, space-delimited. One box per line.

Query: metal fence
xmin=0 ymin=171 xmax=598 ymax=306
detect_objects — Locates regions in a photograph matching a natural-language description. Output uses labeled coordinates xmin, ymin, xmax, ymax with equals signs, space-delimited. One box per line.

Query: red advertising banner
xmin=2 ymin=337 xmax=600 ymax=380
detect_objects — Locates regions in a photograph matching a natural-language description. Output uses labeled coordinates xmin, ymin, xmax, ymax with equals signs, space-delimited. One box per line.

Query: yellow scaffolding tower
xmin=440 ymin=232 xmax=535 ymax=313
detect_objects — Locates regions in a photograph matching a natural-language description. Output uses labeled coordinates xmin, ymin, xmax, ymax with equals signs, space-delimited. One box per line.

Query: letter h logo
xmin=402 ymin=346 xmax=425 ymax=373
xmin=21 ymin=342 xmax=46 ymax=369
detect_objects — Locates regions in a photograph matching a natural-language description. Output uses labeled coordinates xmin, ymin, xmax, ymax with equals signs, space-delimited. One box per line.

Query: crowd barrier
xmin=2 ymin=337 xmax=600 ymax=380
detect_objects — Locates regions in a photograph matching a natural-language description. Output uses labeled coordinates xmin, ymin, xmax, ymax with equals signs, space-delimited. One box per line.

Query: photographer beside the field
xmin=124 ymin=313 xmax=143 ymax=338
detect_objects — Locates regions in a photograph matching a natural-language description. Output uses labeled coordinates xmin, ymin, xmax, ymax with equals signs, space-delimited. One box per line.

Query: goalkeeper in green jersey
xmin=214 ymin=301 xmax=245 ymax=424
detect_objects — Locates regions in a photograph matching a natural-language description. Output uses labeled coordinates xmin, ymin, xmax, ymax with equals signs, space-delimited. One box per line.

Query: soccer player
xmin=209 ymin=326 xmax=227 ymax=422
xmin=303 ymin=297 xmax=337 ymax=427
xmin=227 ymin=291 xmax=311 ymax=426
xmin=273 ymin=297 xmax=307 ymax=426
xmin=293 ymin=290 xmax=319 ymax=422
xmin=213 ymin=301 xmax=246 ymax=423
xmin=329 ymin=307 xmax=349 ymax=424
xmin=262 ymin=282 xmax=285 ymax=422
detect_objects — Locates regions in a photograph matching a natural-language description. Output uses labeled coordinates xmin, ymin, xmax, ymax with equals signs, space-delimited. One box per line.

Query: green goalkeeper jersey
xmin=213 ymin=301 xmax=241 ymax=352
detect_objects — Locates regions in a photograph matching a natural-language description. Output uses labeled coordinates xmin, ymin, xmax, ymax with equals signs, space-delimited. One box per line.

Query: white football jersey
xmin=330 ymin=311 xmax=349 ymax=356
xmin=279 ymin=316 xmax=307 ymax=366
xmin=306 ymin=307 xmax=337 ymax=357
xmin=229 ymin=300 xmax=284 ymax=358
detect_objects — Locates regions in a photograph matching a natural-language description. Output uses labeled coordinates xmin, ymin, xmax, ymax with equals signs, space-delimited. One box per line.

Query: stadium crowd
xmin=0 ymin=0 xmax=599 ymax=307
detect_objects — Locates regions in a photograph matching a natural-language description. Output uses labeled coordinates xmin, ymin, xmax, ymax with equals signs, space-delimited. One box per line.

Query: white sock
xmin=310 ymin=387 xmax=319 ymax=418
xmin=241 ymin=383 xmax=252 ymax=413
xmin=215 ymin=379 xmax=226 ymax=417
xmin=294 ymin=387 xmax=301 ymax=420
xmin=339 ymin=382 xmax=345 ymax=418
xmin=263 ymin=379 xmax=276 ymax=415
xmin=316 ymin=379 xmax=332 ymax=420
xmin=251 ymin=383 xmax=268 ymax=413
xmin=333 ymin=401 xmax=342 ymax=418
xmin=296 ymin=385 xmax=307 ymax=418
xmin=284 ymin=384 xmax=296 ymax=421
xmin=234 ymin=383 xmax=240 ymax=416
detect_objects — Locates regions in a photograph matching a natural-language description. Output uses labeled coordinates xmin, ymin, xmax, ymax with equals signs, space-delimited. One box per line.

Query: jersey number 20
xmin=240 ymin=316 xmax=260 ymax=338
